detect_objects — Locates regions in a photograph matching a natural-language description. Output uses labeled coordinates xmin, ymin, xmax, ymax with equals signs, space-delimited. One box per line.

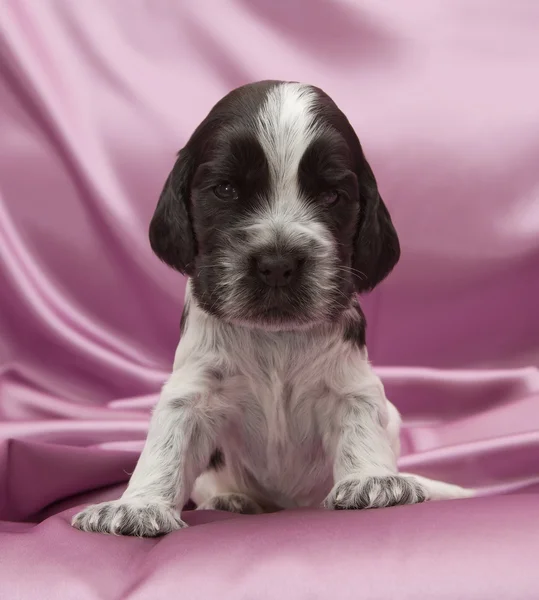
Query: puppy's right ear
xmin=149 ymin=149 xmax=197 ymax=275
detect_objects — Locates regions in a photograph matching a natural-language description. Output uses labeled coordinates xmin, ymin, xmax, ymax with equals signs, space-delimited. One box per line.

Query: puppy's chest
xmin=220 ymin=365 xmax=338 ymax=495
xmin=251 ymin=375 xmax=326 ymax=441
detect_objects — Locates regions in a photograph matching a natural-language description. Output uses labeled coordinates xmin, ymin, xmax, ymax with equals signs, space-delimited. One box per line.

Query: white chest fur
xmin=178 ymin=288 xmax=374 ymax=509
xmin=218 ymin=364 xmax=338 ymax=507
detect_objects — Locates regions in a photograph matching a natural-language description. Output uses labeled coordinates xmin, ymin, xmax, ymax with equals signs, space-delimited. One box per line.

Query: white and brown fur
xmin=73 ymin=81 xmax=473 ymax=537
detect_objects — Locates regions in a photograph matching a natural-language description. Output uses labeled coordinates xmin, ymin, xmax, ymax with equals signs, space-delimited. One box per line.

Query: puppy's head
xmin=150 ymin=81 xmax=399 ymax=330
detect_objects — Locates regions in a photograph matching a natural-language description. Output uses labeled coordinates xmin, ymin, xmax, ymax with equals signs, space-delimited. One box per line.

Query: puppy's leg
xmin=197 ymin=493 xmax=263 ymax=514
xmin=324 ymin=376 xmax=426 ymax=510
xmin=72 ymin=365 xmax=223 ymax=536
xmin=192 ymin=466 xmax=264 ymax=514
xmin=375 ymin=393 xmax=474 ymax=501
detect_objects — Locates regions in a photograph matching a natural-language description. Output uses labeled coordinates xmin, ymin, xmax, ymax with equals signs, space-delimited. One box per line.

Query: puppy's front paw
xmin=72 ymin=499 xmax=186 ymax=537
xmin=324 ymin=475 xmax=427 ymax=510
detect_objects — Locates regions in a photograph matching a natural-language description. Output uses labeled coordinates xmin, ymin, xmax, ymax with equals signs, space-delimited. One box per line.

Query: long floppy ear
xmin=352 ymin=158 xmax=400 ymax=293
xmin=149 ymin=148 xmax=197 ymax=275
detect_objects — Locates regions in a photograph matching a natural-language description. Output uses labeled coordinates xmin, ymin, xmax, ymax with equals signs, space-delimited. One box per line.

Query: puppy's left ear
xmin=352 ymin=158 xmax=400 ymax=293
xmin=149 ymin=148 xmax=197 ymax=276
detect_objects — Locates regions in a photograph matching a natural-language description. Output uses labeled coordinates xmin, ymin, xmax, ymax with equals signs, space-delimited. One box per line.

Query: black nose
xmin=256 ymin=255 xmax=298 ymax=287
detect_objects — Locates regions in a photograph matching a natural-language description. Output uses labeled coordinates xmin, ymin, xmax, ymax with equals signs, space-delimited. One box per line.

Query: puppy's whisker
xmin=338 ymin=265 xmax=367 ymax=280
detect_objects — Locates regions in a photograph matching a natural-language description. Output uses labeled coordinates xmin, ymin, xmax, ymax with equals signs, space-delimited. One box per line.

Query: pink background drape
xmin=1 ymin=1 xmax=538 ymax=598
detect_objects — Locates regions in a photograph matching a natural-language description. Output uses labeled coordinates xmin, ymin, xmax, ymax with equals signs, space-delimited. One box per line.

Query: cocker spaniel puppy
xmin=73 ymin=81 xmax=472 ymax=536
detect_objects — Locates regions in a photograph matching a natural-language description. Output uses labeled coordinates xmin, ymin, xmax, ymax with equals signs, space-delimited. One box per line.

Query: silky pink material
xmin=0 ymin=1 xmax=538 ymax=598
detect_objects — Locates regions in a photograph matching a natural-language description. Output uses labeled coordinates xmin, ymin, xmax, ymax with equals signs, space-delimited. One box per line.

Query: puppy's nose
xmin=256 ymin=255 xmax=298 ymax=287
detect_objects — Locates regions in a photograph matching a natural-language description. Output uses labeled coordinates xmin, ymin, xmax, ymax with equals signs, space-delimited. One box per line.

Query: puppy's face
xmin=150 ymin=81 xmax=399 ymax=330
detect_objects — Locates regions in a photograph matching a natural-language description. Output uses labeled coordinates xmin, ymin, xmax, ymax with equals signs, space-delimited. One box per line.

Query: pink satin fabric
xmin=1 ymin=1 xmax=538 ymax=598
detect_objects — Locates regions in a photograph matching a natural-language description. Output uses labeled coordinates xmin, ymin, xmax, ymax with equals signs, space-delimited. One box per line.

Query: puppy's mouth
xmin=194 ymin=249 xmax=347 ymax=329
xmin=238 ymin=289 xmax=320 ymax=330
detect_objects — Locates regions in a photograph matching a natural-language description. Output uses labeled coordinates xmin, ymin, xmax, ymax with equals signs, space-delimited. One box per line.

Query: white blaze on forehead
xmin=257 ymin=82 xmax=319 ymax=188
xmin=253 ymin=82 xmax=328 ymax=245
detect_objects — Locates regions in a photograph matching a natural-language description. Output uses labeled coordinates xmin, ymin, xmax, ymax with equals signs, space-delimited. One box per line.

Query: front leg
xmin=324 ymin=376 xmax=426 ymax=510
xmin=73 ymin=364 xmax=223 ymax=536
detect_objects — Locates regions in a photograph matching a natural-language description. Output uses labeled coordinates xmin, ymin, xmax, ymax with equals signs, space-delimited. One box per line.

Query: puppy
xmin=73 ymin=81 xmax=472 ymax=536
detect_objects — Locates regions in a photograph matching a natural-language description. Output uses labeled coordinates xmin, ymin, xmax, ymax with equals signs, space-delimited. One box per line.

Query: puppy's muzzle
xmin=254 ymin=253 xmax=302 ymax=288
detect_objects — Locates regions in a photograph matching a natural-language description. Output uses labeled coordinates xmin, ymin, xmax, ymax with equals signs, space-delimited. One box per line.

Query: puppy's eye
xmin=318 ymin=190 xmax=340 ymax=207
xmin=214 ymin=183 xmax=239 ymax=200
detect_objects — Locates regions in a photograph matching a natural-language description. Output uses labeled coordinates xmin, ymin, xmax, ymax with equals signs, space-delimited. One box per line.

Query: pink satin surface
xmin=1 ymin=1 xmax=538 ymax=598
